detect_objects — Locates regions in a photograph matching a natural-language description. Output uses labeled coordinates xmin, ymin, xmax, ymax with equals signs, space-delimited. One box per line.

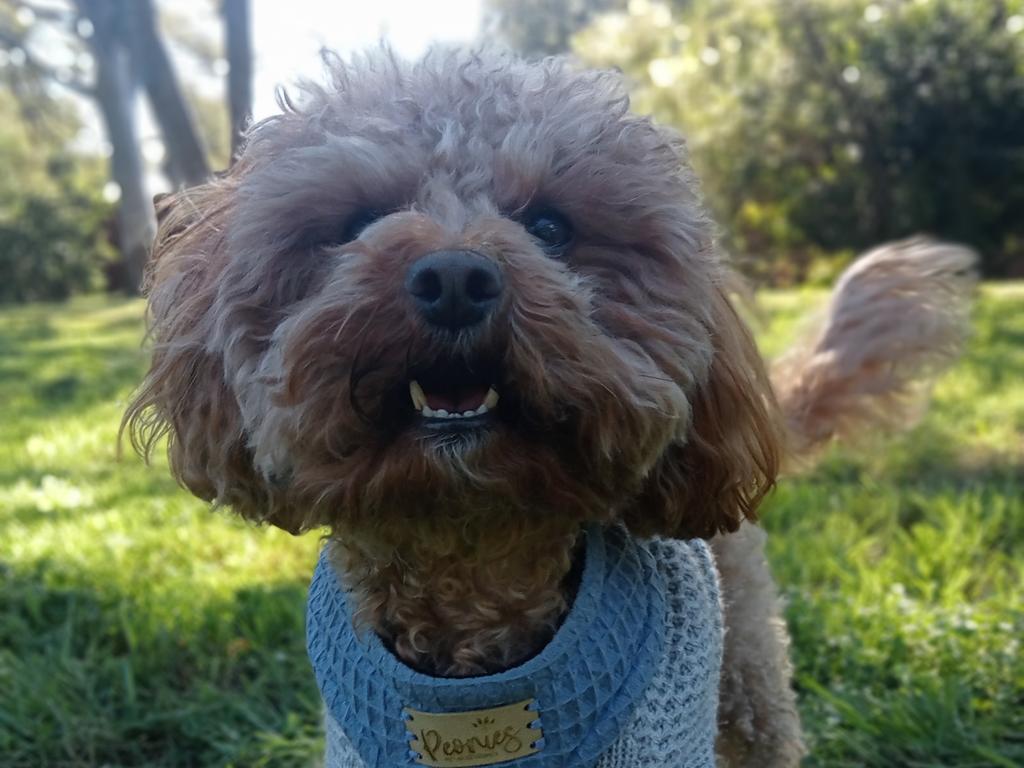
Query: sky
xmin=249 ymin=0 xmax=483 ymax=118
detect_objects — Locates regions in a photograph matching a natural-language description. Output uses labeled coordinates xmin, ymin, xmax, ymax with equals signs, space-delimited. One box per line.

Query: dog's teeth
xmin=415 ymin=388 xmax=498 ymax=420
xmin=410 ymin=381 xmax=426 ymax=410
xmin=483 ymin=388 xmax=499 ymax=409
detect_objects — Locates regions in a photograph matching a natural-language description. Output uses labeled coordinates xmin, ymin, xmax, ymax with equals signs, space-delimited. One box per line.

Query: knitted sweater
xmin=307 ymin=525 xmax=722 ymax=768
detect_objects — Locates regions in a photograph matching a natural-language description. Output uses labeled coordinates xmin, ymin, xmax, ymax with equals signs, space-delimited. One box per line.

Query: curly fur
xmin=124 ymin=45 xmax=974 ymax=767
xmin=712 ymin=524 xmax=803 ymax=767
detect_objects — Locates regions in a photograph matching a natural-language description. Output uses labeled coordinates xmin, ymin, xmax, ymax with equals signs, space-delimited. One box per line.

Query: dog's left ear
xmin=622 ymin=280 xmax=784 ymax=540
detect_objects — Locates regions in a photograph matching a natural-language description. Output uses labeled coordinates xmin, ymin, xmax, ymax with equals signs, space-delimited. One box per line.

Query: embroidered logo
xmin=405 ymin=698 xmax=542 ymax=767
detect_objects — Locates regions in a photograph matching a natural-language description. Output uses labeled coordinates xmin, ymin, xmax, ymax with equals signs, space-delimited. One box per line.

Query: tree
xmin=575 ymin=0 xmax=1024 ymax=280
xmin=223 ymin=0 xmax=252 ymax=157
xmin=74 ymin=0 xmax=157 ymax=292
xmin=485 ymin=0 xmax=626 ymax=57
xmin=0 ymin=0 xmax=253 ymax=294
xmin=117 ymin=0 xmax=211 ymax=186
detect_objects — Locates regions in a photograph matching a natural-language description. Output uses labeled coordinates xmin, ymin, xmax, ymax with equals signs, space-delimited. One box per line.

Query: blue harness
xmin=306 ymin=525 xmax=668 ymax=768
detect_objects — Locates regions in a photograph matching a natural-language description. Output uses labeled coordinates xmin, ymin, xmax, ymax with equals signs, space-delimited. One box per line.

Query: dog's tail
xmin=771 ymin=236 xmax=977 ymax=459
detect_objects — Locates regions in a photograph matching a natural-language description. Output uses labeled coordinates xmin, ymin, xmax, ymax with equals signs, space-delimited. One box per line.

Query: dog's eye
xmin=303 ymin=209 xmax=386 ymax=251
xmin=342 ymin=208 xmax=386 ymax=242
xmin=524 ymin=209 xmax=573 ymax=255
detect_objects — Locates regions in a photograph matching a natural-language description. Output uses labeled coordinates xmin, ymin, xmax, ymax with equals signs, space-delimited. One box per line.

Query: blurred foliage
xmin=569 ymin=0 xmax=1024 ymax=283
xmin=0 ymin=90 xmax=115 ymax=303
xmin=486 ymin=0 xmax=625 ymax=56
xmin=186 ymin=89 xmax=232 ymax=171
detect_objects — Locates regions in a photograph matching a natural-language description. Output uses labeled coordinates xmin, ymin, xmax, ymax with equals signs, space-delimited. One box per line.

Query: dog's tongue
xmin=424 ymin=384 xmax=488 ymax=413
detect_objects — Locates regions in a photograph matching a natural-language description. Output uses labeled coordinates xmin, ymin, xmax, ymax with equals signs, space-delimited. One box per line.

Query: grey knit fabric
xmin=314 ymin=534 xmax=721 ymax=768
xmin=589 ymin=537 xmax=722 ymax=767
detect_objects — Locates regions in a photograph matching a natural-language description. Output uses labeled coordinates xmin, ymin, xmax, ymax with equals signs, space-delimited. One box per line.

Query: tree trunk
xmin=79 ymin=0 xmax=155 ymax=295
xmin=223 ymin=0 xmax=253 ymax=159
xmin=126 ymin=0 xmax=211 ymax=187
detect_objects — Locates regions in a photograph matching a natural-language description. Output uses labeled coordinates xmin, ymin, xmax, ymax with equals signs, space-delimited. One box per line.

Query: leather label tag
xmin=405 ymin=698 xmax=542 ymax=767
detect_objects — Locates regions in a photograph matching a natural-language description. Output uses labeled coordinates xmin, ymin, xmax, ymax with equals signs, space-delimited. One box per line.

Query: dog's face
xmin=126 ymin=49 xmax=780 ymax=540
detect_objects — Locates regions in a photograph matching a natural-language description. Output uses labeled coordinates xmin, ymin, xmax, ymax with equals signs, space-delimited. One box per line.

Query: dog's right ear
xmin=122 ymin=183 xmax=296 ymax=531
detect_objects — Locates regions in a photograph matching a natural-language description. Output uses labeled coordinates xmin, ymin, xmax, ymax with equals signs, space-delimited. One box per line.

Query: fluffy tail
xmin=772 ymin=237 xmax=977 ymax=458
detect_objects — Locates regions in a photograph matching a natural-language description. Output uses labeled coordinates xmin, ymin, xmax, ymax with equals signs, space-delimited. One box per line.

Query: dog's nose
xmin=405 ymin=250 xmax=503 ymax=330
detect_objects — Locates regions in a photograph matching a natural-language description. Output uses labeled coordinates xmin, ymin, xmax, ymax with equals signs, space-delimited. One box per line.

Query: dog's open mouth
xmin=408 ymin=358 xmax=499 ymax=429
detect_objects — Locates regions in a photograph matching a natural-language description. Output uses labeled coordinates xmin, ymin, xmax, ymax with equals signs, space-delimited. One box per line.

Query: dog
xmin=125 ymin=48 xmax=974 ymax=767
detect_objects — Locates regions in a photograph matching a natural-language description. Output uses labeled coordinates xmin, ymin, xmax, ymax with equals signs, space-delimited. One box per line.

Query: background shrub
xmin=568 ymin=0 xmax=1024 ymax=282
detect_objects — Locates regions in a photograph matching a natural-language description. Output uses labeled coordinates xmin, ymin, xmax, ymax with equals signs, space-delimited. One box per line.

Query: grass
xmin=0 ymin=287 xmax=1021 ymax=767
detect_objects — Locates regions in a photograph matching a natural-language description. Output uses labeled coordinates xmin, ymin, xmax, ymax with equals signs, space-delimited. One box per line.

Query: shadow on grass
xmin=0 ymin=299 xmax=147 ymax=426
xmin=0 ymin=560 xmax=322 ymax=768
xmin=4 ymin=347 xmax=145 ymax=420
xmin=0 ymin=314 xmax=58 ymax=344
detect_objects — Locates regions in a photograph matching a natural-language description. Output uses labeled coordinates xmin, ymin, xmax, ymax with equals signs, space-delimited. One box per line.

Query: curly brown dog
xmin=125 ymin=48 xmax=974 ymax=766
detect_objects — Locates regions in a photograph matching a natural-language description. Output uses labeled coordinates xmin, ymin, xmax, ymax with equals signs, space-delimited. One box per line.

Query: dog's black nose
xmin=405 ymin=250 xmax=503 ymax=330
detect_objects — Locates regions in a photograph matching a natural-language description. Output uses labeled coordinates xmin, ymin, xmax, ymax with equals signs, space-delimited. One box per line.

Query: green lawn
xmin=1 ymin=288 xmax=1021 ymax=767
